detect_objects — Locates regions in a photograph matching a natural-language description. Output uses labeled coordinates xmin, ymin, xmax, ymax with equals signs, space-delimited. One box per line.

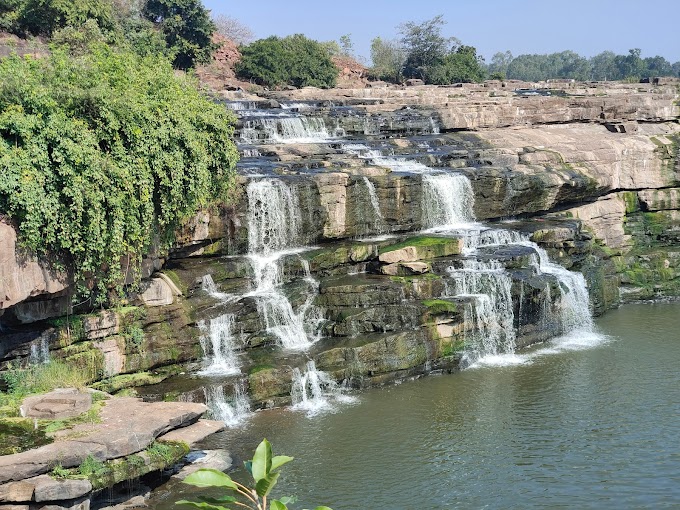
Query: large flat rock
xmin=0 ymin=398 xmax=206 ymax=484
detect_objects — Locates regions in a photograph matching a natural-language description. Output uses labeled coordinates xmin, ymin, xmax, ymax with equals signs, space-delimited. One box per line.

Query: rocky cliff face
xmin=1 ymin=80 xmax=678 ymax=410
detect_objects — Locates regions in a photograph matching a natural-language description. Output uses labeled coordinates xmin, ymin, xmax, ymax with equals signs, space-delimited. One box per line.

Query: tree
xmin=236 ymin=34 xmax=337 ymax=88
xmin=339 ymin=34 xmax=353 ymax=57
xmin=369 ymin=36 xmax=405 ymax=82
xmin=643 ymin=55 xmax=673 ymax=77
xmin=142 ymin=0 xmax=216 ymax=69
xmin=614 ymin=48 xmax=644 ymax=81
xmin=673 ymin=61 xmax=680 ymax=77
xmin=589 ymin=51 xmax=619 ymax=80
xmin=213 ymin=14 xmax=254 ymax=46
xmin=5 ymin=0 xmax=114 ymax=37
xmin=426 ymin=45 xmax=485 ymax=84
xmin=399 ymin=14 xmax=457 ymax=80
xmin=488 ymin=51 xmax=513 ymax=80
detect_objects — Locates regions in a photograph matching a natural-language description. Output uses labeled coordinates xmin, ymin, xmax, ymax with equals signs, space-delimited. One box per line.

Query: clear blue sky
xmin=204 ymin=0 xmax=680 ymax=64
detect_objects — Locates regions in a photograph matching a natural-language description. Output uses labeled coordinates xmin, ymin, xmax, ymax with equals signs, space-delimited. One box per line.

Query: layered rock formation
xmin=1 ymin=80 xmax=678 ymax=413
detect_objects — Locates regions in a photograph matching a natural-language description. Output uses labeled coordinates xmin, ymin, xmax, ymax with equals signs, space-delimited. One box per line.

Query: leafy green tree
xmin=236 ymin=34 xmax=337 ymax=88
xmin=368 ymin=36 xmax=404 ymax=82
xmin=589 ymin=51 xmax=619 ymax=80
xmin=2 ymin=0 xmax=114 ymax=36
xmin=426 ymin=45 xmax=485 ymax=84
xmin=399 ymin=14 xmax=457 ymax=80
xmin=614 ymin=48 xmax=644 ymax=81
xmin=142 ymin=0 xmax=216 ymax=69
xmin=488 ymin=51 xmax=513 ymax=80
xmin=673 ymin=61 xmax=680 ymax=77
xmin=338 ymin=34 xmax=353 ymax=57
xmin=643 ymin=55 xmax=673 ymax=78
xmin=178 ymin=439 xmax=331 ymax=510
xmin=0 ymin=45 xmax=238 ymax=303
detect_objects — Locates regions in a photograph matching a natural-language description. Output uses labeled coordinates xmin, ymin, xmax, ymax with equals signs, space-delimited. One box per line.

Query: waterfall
xmin=226 ymin=101 xmax=257 ymax=111
xmin=247 ymin=179 xmax=300 ymax=254
xmin=526 ymin=246 xmax=595 ymax=335
xmin=447 ymin=260 xmax=516 ymax=367
xmin=240 ymin=117 xmax=330 ymax=144
xmin=201 ymin=274 xmax=235 ymax=301
xmin=197 ymin=314 xmax=241 ymax=376
xmin=422 ymin=174 xmax=476 ymax=229
xmin=29 ymin=337 xmax=50 ymax=365
xmin=246 ymin=179 xmax=321 ymax=350
xmin=362 ymin=177 xmax=385 ymax=235
xmin=291 ymin=361 xmax=350 ymax=416
xmin=204 ymin=383 xmax=251 ymax=427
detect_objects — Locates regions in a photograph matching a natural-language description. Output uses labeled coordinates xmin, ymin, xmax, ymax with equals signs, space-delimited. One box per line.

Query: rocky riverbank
xmin=0 ymin=389 xmax=224 ymax=510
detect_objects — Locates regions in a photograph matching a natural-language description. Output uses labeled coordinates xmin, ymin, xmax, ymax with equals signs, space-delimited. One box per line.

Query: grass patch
xmin=249 ymin=364 xmax=275 ymax=375
xmin=379 ymin=236 xmax=457 ymax=255
xmin=422 ymin=299 xmax=458 ymax=315
xmin=0 ymin=419 xmax=52 ymax=455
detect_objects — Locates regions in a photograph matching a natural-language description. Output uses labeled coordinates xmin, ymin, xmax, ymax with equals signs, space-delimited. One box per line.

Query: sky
xmin=204 ymin=0 xmax=680 ymax=64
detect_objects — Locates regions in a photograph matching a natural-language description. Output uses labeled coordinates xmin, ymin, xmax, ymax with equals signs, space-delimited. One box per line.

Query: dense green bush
xmin=0 ymin=44 xmax=239 ymax=302
xmin=0 ymin=0 xmax=115 ymax=37
xmin=425 ymin=45 xmax=486 ymax=84
xmin=236 ymin=34 xmax=337 ymax=88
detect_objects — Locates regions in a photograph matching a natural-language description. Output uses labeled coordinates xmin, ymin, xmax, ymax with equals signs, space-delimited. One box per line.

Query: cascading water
xmin=29 ymin=337 xmax=50 ymax=365
xmin=246 ymin=179 xmax=321 ymax=349
xmin=204 ymin=383 xmax=251 ymax=427
xmin=197 ymin=314 xmax=241 ymax=376
xmin=526 ymin=246 xmax=595 ymax=335
xmin=422 ymin=173 xmax=476 ymax=229
xmin=361 ymin=176 xmax=385 ymax=235
xmin=241 ymin=117 xmax=330 ymax=144
xmin=291 ymin=360 xmax=353 ymax=416
xmin=447 ymin=260 xmax=516 ymax=367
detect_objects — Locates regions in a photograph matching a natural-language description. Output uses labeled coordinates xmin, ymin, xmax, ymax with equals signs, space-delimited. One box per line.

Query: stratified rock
xmin=0 ymin=221 xmax=68 ymax=311
xmin=0 ymin=399 xmax=206 ymax=483
xmin=173 ymin=450 xmax=232 ymax=480
xmin=157 ymin=420 xmax=225 ymax=447
xmin=21 ymin=389 xmax=92 ymax=420
xmin=0 ymin=481 xmax=34 ymax=503
xmin=31 ymin=477 xmax=92 ymax=503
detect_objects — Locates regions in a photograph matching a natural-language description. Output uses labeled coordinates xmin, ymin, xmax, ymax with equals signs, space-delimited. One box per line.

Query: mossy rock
xmin=378 ymin=236 xmax=462 ymax=263
xmin=422 ymin=299 xmax=458 ymax=315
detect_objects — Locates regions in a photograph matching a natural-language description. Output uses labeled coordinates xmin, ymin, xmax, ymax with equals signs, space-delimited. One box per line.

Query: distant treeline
xmin=487 ymin=49 xmax=680 ymax=82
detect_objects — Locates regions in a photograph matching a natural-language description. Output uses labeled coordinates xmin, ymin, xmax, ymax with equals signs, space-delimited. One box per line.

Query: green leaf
xmin=255 ymin=471 xmax=279 ymax=498
xmin=175 ymin=500 xmax=231 ymax=510
xmin=278 ymin=496 xmax=296 ymax=505
xmin=197 ymin=496 xmax=237 ymax=505
xmin=251 ymin=439 xmax=272 ymax=482
xmin=181 ymin=469 xmax=237 ymax=489
xmin=270 ymin=455 xmax=294 ymax=471
xmin=270 ymin=501 xmax=288 ymax=510
xmin=243 ymin=460 xmax=252 ymax=476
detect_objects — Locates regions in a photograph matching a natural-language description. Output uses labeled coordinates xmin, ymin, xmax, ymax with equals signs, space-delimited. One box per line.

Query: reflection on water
xmin=151 ymin=303 xmax=680 ymax=510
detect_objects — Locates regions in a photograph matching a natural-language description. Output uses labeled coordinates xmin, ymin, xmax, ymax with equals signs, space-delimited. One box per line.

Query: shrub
xmin=0 ymin=45 xmax=239 ymax=303
xmin=236 ymin=34 xmax=337 ymax=89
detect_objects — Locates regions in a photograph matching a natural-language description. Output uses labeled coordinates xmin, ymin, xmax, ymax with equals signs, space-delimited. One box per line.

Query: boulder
xmin=21 ymin=389 xmax=92 ymax=420
xmin=0 ymin=221 xmax=68 ymax=312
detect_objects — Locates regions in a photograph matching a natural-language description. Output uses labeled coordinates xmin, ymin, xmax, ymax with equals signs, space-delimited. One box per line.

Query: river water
xmin=157 ymin=303 xmax=680 ymax=510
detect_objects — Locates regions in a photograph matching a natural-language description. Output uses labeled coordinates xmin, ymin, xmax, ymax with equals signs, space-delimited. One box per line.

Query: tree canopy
xmin=236 ymin=34 xmax=338 ymax=88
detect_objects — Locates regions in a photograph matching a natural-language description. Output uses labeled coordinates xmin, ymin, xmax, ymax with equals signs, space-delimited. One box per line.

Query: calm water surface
xmin=155 ymin=303 xmax=680 ymax=509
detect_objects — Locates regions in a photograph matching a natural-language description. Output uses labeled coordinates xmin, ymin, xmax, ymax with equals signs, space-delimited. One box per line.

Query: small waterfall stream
xmin=246 ymin=179 xmax=321 ymax=349
xmin=241 ymin=117 xmax=330 ymax=144
xmin=204 ymin=382 xmax=251 ymax=427
xmin=291 ymin=361 xmax=353 ymax=416
xmin=197 ymin=314 xmax=241 ymax=376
